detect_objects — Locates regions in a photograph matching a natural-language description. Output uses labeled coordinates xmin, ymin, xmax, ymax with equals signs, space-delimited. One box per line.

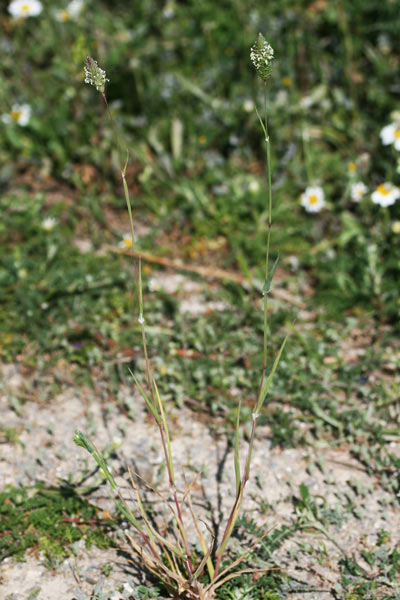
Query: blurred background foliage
xmin=0 ymin=0 xmax=399 ymax=373
xmin=1 ymin=8 xmax=399 ymax=586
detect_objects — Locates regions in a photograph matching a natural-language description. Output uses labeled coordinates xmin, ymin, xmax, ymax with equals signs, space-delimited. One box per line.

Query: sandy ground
xmin=1 ymin=274 xmax=399 ymax=599
xmin=1 ymin=361 xmax=399 ymax=599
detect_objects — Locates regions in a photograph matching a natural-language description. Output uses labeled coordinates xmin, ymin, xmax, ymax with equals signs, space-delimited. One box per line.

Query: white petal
xmin=380 ymin=123 xmax=396 ymax=145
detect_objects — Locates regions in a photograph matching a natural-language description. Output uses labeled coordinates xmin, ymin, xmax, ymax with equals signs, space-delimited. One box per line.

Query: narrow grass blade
xmin=127 ymin=468 xmax=159 ymax=554
xmin=128 ymin=368 xmax=161 ymax=424
xmin=234 ymin=398 xmax=242 ymax=496
xmin=138 ymin=257 xmax=144 ymax=318
xmin=258 ymin=333 xmax=289 ymax=411
xmin=254 ymin=103 xmax=267 ymax=139
xmin=185 ymin=478 xmax=214 ymax=580
xmin=153 ymin=378 xmax=175 ymax=483
xmin=263 ymin=255 xmax=280 ymax=294
xmin=121 ymin=155 xmax=135 ymax=248
xmin=115 ymin=499 xmax=142 ymax=531
xmin=128 ymin=467 xmax=185 ymax=560
xmin=215 ymin=499 xmax=242 ymax=558
xmin=211 ymin=567 xmax=273 ymax=592
xmin=126 ymin=533 xmax=182 ymax=588
xmin=129 ymin=467 xmax=179 ymax=522
xmin=209 ymin=528 xmax=274 ymax=590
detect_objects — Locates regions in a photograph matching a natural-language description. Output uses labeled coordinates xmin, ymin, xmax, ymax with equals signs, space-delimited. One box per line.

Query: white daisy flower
xmin=371 ymin=182 xmax=400 ymax=207
xmin=380 ymin=122 xmax=400 ymax=151
xmin=8 ymin=0 xmax=42 ymax=18
xmin=243 ymin=99 xmax=254 ymax=113
xmin=248 ymin=179 xmax=260 ymax=194
xmin=350 ymin=181 xmax=368 ymax=202
xmin=119 ymin=233 xmax=132 ymax=249
xmin=1 ymin=103 xmax=31 ymax=126
xmin=300 ymin=186 xmax=325 ymax=213
xmin=148 ymin=278 xmax=160 ymax=292
xmin=55 ymin=0 xmax=83 ymax=22
xmin=42 ymin=217 xmax=58 ymax=231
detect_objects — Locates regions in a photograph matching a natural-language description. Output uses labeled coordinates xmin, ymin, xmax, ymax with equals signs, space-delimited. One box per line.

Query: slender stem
xmin=213 ymin=87 xmax=275 ymax=581
xmin=212 ymin=365 xmax=266 ymax=581
xmin=101 ymin=92 xmax=123 ymax=170
xmin=263 ymin=82 xmax=272 ymax=372
xmin=335 ymin=0 xmax=360 ymax=136
xmin=100 ymin=91 xmax=195 ymax=579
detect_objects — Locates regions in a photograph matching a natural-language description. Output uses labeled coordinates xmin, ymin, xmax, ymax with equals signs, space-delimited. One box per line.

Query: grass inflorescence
xmin=71 ymin=39 xmax=289 ymax=599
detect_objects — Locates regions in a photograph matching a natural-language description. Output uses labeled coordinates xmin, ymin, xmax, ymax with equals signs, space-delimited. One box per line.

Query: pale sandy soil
xmin=1 ymin=374 xmax=399 ymax=599
xmin=1 ymin=273 xmax=399 ymax=600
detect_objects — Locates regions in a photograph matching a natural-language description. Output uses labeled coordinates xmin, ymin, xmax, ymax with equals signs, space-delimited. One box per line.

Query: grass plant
xmin=74 ymin=39 xmax=286 ymax=599
xmin=1 ymin=4 xmax=400 ymax=599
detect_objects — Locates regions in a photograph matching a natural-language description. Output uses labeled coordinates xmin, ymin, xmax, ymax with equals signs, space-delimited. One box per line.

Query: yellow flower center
xmin=377 ymin=184 xmax=390 ymax=195
xmin=395 ymin=129 xmax=400 ymax=139
xmin=122 ymin=238 xmax=132 ymax=248
xmin=61 ymin=10 xmax=71 ymax=21
xmin=21 ymin=4 xmax=30 ymax=11
xmin=198 ymin=135 xmax=207 ymax=144
xmin=309 ymin=194 xmax=318 ymax=204
xmin=10 ymin=110 xmax=22 ymax=121
xmin=348 ymin=162 xmax=356 ymax=172
xmin=282 ymin=76 xmax=292 ymax=87
xmin=143 ymin=264 xmax=152 ymax=275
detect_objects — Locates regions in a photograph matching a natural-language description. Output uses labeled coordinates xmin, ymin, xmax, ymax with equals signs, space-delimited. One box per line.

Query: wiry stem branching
xmin=75 ymin=41 xmax=288 ymax=598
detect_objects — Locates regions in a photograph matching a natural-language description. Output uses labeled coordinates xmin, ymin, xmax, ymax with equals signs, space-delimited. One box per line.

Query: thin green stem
xmin=335 ymin=0 xmax=360 ymax=137
xmin=263 ymin=82 xmax=272 ymax=371
xmin=213 ymin=84 xmax=276 ymax=583
xmin=100 ymin=91 xmax=195 ymax=579
xmin=102 ymin=92 xmax=124 ymax=170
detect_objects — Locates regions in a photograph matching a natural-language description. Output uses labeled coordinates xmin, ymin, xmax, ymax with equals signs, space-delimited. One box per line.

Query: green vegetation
xmin=1 ymin=0 xmax=400 ymax=598
xmin=0 ymin=483 xmax=116 ymax=567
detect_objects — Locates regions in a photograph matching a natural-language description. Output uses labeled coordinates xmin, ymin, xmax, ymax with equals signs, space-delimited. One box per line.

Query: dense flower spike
xmin=250 ymin=33 xmax=274 ymax=82
xmin=84 ymin=56 xmax=109 ymax=93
